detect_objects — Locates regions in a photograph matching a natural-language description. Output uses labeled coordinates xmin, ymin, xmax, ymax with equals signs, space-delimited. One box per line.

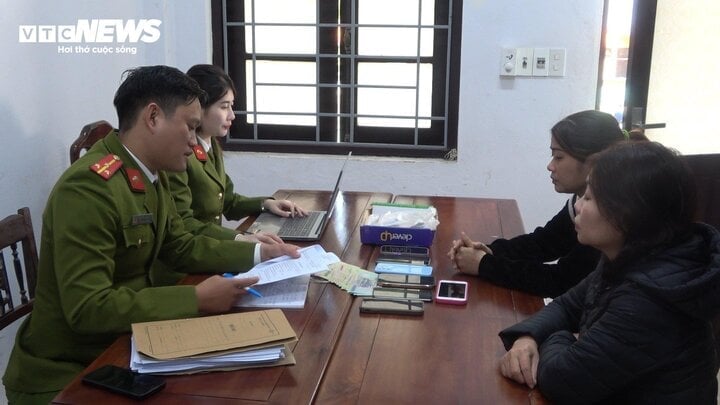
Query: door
xmin=600 ymin=0 xmax=720 ymax=155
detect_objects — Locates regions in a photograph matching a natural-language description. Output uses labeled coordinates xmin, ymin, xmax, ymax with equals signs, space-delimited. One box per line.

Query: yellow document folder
xmin=132 ymin=309 xmax=297 ymax=360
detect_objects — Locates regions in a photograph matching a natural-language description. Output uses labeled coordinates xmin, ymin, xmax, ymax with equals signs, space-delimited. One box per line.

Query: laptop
xmin=247 ymin=152 xmax=351 ymax=241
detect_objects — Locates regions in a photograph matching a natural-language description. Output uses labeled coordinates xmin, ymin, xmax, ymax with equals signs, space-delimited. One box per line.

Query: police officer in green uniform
xmin=168 ymin=64 xmax=306 ymax=241
xmin=151 ymin=64 xmax=307 ymax=286
xmin=2 ymin=65 xmax=300 ymax=404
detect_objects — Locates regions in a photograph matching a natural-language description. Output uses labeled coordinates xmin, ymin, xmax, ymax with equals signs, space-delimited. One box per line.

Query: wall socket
xmin=500 ymin=47 xmax=567 ymax=77
xmin=532 ymin=48 xmax=549 ymax=76
xmin=500 ymin=48 xmax=517 ymax=76
xmin=515 ymin=48 xmax=534 ymax=76
xmin=549 ymin=48 xmax=566 ymax=76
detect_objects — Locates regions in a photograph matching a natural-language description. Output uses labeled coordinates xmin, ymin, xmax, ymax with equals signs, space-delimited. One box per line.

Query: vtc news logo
xmin=19 ymin=19 xmax=162 ymax=43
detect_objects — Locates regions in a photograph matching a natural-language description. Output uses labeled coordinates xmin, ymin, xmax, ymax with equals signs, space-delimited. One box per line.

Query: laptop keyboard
xmin=278 ymin=211 xmax=323 ymax=237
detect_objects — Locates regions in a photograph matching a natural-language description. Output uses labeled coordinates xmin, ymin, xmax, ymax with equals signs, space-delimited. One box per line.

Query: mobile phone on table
xmin=379 ymin=245 xmax=430 ymax=264
xmin=376 ymin=274 xmax=436 ymax=290
xmin=82 ymin=364 xmax=165 ymax=400
xmin=372 ymin=287 xmax=433 ymax=302
xmin=374 ymin=261 xmax=433 ymax=276
xmin=435 ymin=280 xmax=469 ymax=305
xmin=360 ymin=298 xmax=424 ymax=315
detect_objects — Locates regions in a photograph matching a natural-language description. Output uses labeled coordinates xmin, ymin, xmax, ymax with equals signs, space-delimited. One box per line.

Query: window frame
xmin=210 ymin=0 xmax=463 ymax=158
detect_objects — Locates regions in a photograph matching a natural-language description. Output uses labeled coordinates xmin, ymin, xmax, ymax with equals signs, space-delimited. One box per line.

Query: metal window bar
xmin=223 ymin=0 xmax=453 ymax=148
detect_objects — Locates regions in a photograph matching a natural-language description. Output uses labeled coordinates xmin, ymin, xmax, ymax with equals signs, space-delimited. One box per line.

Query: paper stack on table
xmin=235 ymin=275 xmax=312 ymax=309
xmin=238 ymin=244 xmax=340 ymax=285
xmin=315 ymin=262 xmax=378 ymax=296
xmin=130 ymin=309 xmax=297 ymax=374
xmin=232 ymin=244 xmax=340 ymax=309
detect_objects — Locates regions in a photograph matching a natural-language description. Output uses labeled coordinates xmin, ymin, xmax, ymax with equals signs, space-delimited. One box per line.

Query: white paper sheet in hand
xmin=235 ymin=275 xmax=311 ymax=308
xmin=237 ymin=244 xmax=340 ymax=285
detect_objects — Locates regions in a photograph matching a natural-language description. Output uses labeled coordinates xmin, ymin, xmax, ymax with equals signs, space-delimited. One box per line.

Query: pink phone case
xmin=435 ymin=280 xmax=468 ymax=305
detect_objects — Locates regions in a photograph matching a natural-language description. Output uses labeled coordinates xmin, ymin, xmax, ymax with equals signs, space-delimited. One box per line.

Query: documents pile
xmin=233 ymin=244 xmax=340 ymax=309
xmin=315 ymin=261 xmax=378 ymax=296
xmin=130 ymin=309 xmax=297 ymax=374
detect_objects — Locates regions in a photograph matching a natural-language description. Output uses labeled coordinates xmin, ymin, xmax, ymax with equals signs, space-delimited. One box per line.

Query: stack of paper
xmin=131 ymin=340 xmax=289 ymax=374
xmin=315 ymin=262 xmax=378 ymax=296
xmin=235 ymin=275 xmax=312 ymax=309
xmin=239 ymin=244 xmax=340 ymax=285
xmin=232 ymin=244 xmax=340 ymax=309
xmin=130 ymin=309 xmax=297 ymax=374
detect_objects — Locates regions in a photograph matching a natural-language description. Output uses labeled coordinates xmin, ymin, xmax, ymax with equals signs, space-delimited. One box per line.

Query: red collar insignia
xmin=193 ymin=145 xmax=207 ymax=162
xmin=125 ymin=168 xmax=145 ymax=192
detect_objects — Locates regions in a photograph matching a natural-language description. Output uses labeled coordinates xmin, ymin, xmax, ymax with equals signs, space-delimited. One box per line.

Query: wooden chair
xmin=682 ymin=154 xmax=720 ymax=230
xmin=69 ymin=120 xmax=114 ymax=163
xmin=0 ymin=207 xmax=39 ymax=330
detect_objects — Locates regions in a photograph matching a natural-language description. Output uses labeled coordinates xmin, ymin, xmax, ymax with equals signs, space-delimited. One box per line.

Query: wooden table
xmin=52 ymin=192 xmax=546 ymax=404
xmin=314 ymin=195 xmax=546 ymax=404
xmin=52 ymin=190 xmax=391 ymax=405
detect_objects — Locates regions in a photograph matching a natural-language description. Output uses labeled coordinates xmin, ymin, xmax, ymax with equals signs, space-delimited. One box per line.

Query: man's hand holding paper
xmin=236 ymin=244 xmax=340 ymax=285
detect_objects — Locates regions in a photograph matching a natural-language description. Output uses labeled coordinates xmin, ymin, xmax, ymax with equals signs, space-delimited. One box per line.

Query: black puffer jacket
xmin=500 ymin=223 xmax=720 ymax=404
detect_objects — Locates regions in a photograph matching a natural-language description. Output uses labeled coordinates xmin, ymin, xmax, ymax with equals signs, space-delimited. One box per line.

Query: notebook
xmin=247 ymin=152 xmax=351 ymax=241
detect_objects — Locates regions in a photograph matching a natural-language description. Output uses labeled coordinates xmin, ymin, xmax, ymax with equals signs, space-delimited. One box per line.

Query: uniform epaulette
xmin=90 ymin=154 xmax=123 ymax=180
xmin=192 ymin=145 xmax=208 ymax=162
xmin=125 ymin=168 xmax=145 ymax=192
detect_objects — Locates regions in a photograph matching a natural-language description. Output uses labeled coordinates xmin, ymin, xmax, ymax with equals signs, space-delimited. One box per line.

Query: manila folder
xmin=132 ymin=309 xmax=297 ymax=360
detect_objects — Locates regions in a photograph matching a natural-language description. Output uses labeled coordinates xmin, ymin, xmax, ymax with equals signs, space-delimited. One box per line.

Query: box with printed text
xmin=360 ymin=203 xmax=437 ymax=247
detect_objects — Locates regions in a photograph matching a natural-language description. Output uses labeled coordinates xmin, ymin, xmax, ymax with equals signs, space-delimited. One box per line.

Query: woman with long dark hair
xmin=498 ymin=141 xmax=720 ymax=403
xmin=449 ymin=110 xmax=629 ymax=297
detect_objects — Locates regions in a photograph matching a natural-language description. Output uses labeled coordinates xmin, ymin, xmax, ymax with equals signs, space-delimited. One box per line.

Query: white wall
xmin=0 ymin=0 xmax=603 ymax=401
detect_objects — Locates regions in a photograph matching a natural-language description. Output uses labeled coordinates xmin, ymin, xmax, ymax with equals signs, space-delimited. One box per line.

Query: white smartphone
xmin=435 ymin=280 xmax=468 ymax=305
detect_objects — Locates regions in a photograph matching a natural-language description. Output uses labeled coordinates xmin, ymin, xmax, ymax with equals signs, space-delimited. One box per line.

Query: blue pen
xmin=223 ymin=273 xmax=263 ymax=298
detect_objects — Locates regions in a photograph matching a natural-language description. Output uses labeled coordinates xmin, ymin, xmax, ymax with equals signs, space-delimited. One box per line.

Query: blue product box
xmin=360 ymin=225 xmax=435 ymax=247
xmin=360 ymin=203 xmax=437 ymax=247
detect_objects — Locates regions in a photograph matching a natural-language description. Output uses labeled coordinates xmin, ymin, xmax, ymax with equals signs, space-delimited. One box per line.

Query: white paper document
xmin=130 ymin=337 xmax=286 ymax=374
xmin=235 ymin=275 xmax=311 ymax=309
xmin=237 ymin=244 xmax=340 ymax=285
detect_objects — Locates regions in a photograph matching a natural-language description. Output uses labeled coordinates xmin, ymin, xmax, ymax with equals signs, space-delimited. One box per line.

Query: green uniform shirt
xmin=2 ymin=132 xmax=255 ymax=395
xmin=167 ymin=137 xmax=270 ymax=240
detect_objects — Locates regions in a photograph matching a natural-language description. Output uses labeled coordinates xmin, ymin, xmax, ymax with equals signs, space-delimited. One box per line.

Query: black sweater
xmin=479 ymin=197 xmax=600 ymax=297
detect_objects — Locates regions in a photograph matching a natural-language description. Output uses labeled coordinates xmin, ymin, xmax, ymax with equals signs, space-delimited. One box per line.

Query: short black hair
xmin=589 ymin=141 xmax=697 ymax=261
xmin=113 ymin=65 xmax=207 ymax=131
xmin=551 ymin=110 xmax=625 ymax=162
xmin=186 ymin=64 xmax=237 ymax=108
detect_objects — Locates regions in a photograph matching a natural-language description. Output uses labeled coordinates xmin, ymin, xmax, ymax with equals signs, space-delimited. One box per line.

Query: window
xmin=211 ymin=0 xmax=463 ymax=158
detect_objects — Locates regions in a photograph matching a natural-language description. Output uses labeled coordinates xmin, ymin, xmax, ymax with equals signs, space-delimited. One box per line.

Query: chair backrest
xmin=681 ymin=154 xmax=720 ymax=230
xmin=69 ymin=120 xmax=114 ymax=163
xmin=0 ymin=207 xmax=39 ymax=330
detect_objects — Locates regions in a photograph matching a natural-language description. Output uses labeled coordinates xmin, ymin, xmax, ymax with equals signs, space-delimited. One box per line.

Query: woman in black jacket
xmin=499 ymin=141 xmax=720 ymax=404
xmin=449 ymin=110 xmax=628 ymax=297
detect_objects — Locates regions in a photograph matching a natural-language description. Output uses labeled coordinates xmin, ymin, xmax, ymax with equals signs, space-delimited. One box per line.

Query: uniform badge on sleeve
xmin=192 ymin=145 xmax=207 ymax=162
xmin=125 ymin=168 xmax=145 ymax=192
xmin=90 ymin=154 xmax=122 ymax=180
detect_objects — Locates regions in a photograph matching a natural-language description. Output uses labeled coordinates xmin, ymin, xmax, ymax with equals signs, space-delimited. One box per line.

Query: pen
xmin=243 ymin=287 xmax=263 ymax=298
xmin=222 ymin=273 xmax=264 ymax=298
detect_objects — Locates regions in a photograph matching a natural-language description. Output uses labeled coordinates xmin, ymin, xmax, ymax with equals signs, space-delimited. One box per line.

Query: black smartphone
xmin=372 ymin=287 xmax=433 ymax=302
xmin=360 ymin=298 xmax=424 ymax=316
xmin=378 ymin=245 xmax=430 ymax=264
xmin=82 ymin=364 xmax=165 ymax=400
xmin=376 ymin=274 xmax=436 ymax=290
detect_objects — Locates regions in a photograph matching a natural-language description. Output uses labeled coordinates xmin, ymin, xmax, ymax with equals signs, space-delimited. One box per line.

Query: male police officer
xmin=3 ymin=65 xmax=299 ymax=404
